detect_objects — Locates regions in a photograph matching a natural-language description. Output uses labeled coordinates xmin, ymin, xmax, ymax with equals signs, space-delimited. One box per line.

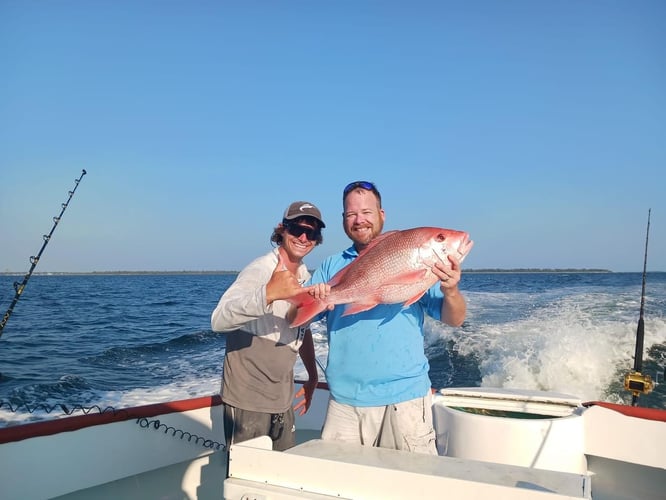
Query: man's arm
xmin=294 ymin=328 xmax=318 ymax=415
xmin=433 ymin=254 xmax=467 ymax=327
xmin=441 ymin=287 xmax=466 ymax=327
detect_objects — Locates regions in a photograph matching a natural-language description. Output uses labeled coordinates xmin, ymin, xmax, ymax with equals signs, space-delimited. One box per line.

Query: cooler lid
xmin=437 ymin=387 xmax=583 ymax=417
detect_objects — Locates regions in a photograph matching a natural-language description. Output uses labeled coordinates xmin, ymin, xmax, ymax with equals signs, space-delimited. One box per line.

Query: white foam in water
xmin=109 ymin=321 xmax=332 ymax=410
xmin=3 ymin=274 xmax=665 ymax=426
xmin=429 ymin=289 xmax=666 ymax=402
xmin=0 ymin=373 xmax=226 ymax=427
xmin=106 ymin=374 xmax=223 ymax=408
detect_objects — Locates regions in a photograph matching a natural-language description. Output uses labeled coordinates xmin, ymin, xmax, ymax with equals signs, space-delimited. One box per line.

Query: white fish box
xmin=433 ymin=387 xmax=587 ymax=474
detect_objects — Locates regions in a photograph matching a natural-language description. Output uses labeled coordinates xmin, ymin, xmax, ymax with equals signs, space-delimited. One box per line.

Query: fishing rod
xmin=0 ymin=169 xmax=87 ymax=338
xmin=623 ymin=208 xmax=654 ymax=406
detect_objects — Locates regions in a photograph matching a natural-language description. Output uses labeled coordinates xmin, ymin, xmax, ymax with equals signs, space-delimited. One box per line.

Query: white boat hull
xmin=1 ymin=385 xmax=664 ymax=500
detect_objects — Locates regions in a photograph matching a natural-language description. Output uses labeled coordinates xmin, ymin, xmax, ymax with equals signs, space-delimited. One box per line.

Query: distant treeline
xmin=1 ymin=268 xmax=613 ymax=276
xmin=464 ymin=268 xmax=612 ymax=273
xmin=0 ymin=270 xmax=240 ymax=276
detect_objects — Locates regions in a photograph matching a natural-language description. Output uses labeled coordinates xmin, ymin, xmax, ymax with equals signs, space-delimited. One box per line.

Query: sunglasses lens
xmin=343 ymin=181 xmax=375 ymax=195
xmin=287 ymin=225 xmax=319 ymax=241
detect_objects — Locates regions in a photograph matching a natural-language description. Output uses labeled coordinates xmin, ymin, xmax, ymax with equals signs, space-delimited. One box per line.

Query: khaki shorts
xmin=320 ymin=392 xmax=437 ymax=455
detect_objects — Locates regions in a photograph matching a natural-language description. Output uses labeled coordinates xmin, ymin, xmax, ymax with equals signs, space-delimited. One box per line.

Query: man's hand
xmin=293 ymin=379 xmax=317 ymax=416
xmin=433 ymin=254 xmax=462 ymax=292
xmin=266 ymin=252 xmax=311 ymax=304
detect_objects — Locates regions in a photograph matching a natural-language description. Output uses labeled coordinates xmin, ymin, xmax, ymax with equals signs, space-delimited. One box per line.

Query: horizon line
xmin=4 ymin=268 xmax=661 ymax=276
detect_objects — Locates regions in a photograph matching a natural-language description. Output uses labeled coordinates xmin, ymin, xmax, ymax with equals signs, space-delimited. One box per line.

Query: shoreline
xmin=0 ymin=269 xmax=633 ymax=276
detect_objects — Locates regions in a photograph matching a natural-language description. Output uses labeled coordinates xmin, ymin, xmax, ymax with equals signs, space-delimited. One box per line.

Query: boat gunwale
xmin=0 ymin=380 xmax=330 ymax=445
xmin=1 ymin=384 xmax=663 ymax=447
xmin=582 ymin=401 xmax=666 ymax=422
xmin=0 ymin=394 xmax=223 ymax=445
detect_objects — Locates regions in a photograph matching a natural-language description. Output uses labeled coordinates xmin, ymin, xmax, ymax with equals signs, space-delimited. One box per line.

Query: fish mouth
xmin=458 ymin=235 xmax=474 ymax=262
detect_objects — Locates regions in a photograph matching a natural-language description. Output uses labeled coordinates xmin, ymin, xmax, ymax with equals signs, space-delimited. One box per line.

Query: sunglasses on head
xmin=285 ymin=223 xmax=320 ymax=241
xmin=342 ymin=180 xmax=382 ymax=205
xmin=343 ymin=181 xmax=377 ymax=196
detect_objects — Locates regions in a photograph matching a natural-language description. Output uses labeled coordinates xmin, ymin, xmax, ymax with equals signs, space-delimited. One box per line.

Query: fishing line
xmin=0 ymin=169 xmax=87 ymax=338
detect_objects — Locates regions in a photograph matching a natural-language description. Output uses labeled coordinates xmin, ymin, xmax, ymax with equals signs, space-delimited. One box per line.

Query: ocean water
xmin=1 ymin=272 xmax=666 ymax=427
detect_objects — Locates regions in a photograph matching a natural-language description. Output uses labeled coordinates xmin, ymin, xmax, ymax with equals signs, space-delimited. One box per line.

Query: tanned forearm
xmin=298 ymin=329 xmax=318 ymax=382
xmin=441 ymin=287 xmax=466 ymax=327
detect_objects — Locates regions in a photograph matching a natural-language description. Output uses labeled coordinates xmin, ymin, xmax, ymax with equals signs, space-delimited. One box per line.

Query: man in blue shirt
xmin=309 ymin=181 xmax=467 ymax=454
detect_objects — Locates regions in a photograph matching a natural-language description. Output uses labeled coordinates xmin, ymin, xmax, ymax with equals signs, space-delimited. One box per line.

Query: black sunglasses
xmin=285 ymin=223 xmax=320 ymax=241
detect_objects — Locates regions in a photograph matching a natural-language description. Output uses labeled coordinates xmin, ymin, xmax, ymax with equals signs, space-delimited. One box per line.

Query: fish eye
xmin=436 ymin=233 xmax=446 ymax=242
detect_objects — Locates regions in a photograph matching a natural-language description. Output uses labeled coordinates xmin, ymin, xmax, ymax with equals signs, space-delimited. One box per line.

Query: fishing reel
xmin=623 ymin=370 xmax=654 ymax=396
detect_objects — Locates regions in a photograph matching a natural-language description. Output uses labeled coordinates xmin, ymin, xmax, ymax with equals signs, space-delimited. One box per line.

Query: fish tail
xmin=288 ymin=291 xmax=327 ymax=328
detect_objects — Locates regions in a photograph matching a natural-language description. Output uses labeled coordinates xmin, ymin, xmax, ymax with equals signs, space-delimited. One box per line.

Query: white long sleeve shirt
xmin=211 ymin=248 xmax=312 ymax=413
xmin=210 ymin=248 xmax=310 ymax=352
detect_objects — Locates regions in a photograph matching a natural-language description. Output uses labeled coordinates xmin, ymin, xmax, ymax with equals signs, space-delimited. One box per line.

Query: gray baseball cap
xmin=283 ymin=201 xmax=325 ymax=228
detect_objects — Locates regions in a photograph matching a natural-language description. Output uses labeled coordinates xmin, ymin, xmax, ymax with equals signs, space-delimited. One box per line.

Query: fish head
xmin=417 ymin=227 xmax=474 ymax=268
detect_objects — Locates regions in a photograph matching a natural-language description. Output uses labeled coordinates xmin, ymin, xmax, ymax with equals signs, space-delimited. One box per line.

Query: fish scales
xmin=289 ymin=227 xmax=473 ymax=327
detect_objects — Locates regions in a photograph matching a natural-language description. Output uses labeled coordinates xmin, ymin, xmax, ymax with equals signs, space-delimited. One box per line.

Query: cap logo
xmin=299 ymin=203 xmax=314 ymax=211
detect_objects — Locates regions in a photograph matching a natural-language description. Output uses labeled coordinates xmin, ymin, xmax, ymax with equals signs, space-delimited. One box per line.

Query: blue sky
xmin=1 ymin=1 xmax=664 ymax=273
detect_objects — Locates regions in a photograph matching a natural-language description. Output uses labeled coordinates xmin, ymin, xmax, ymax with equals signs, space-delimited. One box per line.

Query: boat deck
xmin=224 ymin=437 xmax=591 ymax=499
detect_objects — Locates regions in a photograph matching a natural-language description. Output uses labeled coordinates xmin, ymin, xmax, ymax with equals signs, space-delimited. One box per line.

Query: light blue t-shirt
xmin=309 ymin=244 xmax=444 ymax=407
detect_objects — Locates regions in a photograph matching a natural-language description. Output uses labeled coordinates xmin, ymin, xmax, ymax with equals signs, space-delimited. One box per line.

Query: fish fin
xmin=340 ymin=301 xmax=381 ymax=317
xmin=339 ymin=269 xmax=431 ymax=316
xmin=402 ymin=290 xmax=428 ymax=307
xmin=288 ymin=291 xmax=328 ymax=327
xmin=394 ymin=268 xmax=430 ymax=284
xmin=398 ymin=268 xmax=435 ymax=306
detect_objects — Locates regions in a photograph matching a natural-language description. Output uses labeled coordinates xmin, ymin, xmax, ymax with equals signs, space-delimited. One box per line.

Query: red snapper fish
xmin=289 ymin=226 xmax=473 ymax=327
